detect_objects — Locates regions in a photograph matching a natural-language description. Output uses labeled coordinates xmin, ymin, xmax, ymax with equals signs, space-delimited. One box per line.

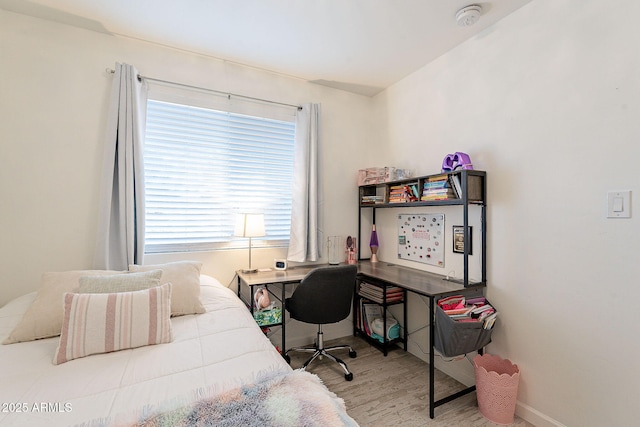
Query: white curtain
xmin=94 ymin=63 xmax=148 ymax=270
xmin=287 ymin=103 xmax=323 ymax=262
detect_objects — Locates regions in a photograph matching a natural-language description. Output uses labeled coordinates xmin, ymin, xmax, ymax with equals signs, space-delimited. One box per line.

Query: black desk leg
xmin=281 ymin=283 xmax=286 ymax=357
xmin=429 ymin=296 xmax=435 ymax=419
xmin=403 ymin=289 xmax=408 ymax=351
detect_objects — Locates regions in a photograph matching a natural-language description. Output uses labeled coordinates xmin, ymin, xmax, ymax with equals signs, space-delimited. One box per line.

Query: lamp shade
xmin=234 ymin=213 xmax=266 ymax=238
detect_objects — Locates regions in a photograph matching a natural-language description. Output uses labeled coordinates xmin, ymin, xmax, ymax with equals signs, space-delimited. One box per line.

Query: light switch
xmin=607 ymin=191 xmax=631 ymax=218
xmin=613 ymin=197 xmax=624 ymax=212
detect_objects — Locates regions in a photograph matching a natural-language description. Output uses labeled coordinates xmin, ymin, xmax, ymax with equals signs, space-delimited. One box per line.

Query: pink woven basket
xmin=473 ymin=354 xmax=520 ymax=425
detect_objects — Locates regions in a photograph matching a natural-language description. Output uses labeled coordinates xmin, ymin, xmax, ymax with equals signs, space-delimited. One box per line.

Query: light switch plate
xmin=607 ymin=190 xmax=631 ymax=218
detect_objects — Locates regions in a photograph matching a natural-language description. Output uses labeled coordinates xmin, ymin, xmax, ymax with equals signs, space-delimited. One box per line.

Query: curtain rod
xmin=106 ymin=68 xmax=302 ymax=111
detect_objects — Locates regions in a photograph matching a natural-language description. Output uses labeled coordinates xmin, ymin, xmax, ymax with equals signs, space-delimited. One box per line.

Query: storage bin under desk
xmin=434 ymin=304 xmax=494 ymax=357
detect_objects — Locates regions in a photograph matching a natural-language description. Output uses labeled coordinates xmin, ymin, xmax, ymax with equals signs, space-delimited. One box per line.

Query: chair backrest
xmin=286 ymin=265 xmax=357 ymax=325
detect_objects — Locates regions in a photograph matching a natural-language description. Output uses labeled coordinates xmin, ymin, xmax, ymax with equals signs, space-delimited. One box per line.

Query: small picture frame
xmin=452 ymin=226 xmax=472 ymax=255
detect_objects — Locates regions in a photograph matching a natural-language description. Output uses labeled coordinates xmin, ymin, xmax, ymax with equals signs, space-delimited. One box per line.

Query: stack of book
xmin=437 ymin=295 xmax=497 ymax=329
xmin=358 ymin=282 xmax=404 ymax=304
xmin=361 ymin=195 xmax=385 ymax=205
xmin=388 ymin=183 xmax=419 ymax=203
xmin=422 ymin=174 xmax=457 ymax=201
xmin=388 ymin=184 xmax=406 ymax=203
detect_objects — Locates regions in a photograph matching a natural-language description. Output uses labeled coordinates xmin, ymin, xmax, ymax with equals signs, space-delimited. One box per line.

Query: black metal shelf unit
xmin=357 ymin=169 xmax=486 ymax=288
xmin=353 ymin=278 xmax=407 ymax=356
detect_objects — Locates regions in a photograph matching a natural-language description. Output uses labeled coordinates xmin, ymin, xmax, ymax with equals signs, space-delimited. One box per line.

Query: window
xmin=143 ymin=99 xmax=295 ymax=254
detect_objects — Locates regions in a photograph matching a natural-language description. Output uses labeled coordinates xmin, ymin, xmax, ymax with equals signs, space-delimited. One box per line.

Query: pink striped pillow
xmin=54 ymin=284 xmax=173 ymax=365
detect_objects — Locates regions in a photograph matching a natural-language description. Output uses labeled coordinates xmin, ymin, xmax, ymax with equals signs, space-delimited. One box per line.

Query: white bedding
xmin=0 ymin=275 xmax=292 ymax=426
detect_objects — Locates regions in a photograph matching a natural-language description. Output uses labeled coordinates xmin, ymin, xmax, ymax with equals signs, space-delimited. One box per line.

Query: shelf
xmin=357 ymin=294 xmax=405 ymax=306
xmin=357 ymin=169 xmax=487 ymax=288
xmin=360 ymin=199 xmax=469 ymax=208
xmin=354 ymin=329 xmax=404 ymax=352
xmin=254 ymin=320 xmax=282 ymax=328
xmin=354 ymin=279 xmax=407 ymax=356
xmin=253 ymin=307 xmax=283 ymax=327
xmin=239 ymin=281 xmax=285 ymax=329
xmin=359 ymin=170 xmax=485 ymax=207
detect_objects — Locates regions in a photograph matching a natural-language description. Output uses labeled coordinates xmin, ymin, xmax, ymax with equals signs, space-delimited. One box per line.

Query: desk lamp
xmin=235 ymin=213 xmax=265 ymax=273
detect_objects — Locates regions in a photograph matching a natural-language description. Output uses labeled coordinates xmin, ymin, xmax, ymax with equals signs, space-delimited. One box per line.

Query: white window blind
xmin=144 ymin=99 xmax=295 ymax=253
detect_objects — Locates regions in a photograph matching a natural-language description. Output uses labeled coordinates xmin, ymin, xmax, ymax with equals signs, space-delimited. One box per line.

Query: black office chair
xmin=284 ymin=264 xmax=358 ymax=381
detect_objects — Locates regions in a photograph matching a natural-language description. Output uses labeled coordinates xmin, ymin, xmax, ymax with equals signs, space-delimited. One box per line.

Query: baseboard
xmin=515 ymin=401 xmax=566 ymax=427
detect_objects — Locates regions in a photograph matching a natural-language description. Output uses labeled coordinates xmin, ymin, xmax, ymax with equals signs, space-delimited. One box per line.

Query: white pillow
xmin=54 ymin=284 xmax=173 ymax=365
xmin=2 ymin=270 xmax=123 ymax=345
xmin=77 ymin=269 xmax=163 ymax=293
xmin=129 ymin=261 xmax=205 ymax=316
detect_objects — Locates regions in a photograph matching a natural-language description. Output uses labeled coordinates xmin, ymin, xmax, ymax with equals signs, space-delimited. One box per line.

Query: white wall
xmin=0 ymin=8 xmax=378 ymax=354
xmin=371 ymin=1 xmax=640 ymax=425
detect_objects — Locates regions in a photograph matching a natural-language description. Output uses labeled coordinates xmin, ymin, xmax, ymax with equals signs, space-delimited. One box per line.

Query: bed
xmin=0 ymin=265 xmax=357 ymax=427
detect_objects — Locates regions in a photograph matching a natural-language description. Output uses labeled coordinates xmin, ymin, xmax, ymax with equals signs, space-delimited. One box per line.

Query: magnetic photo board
xmin=397 ymin=213 xmax=445 ymax=267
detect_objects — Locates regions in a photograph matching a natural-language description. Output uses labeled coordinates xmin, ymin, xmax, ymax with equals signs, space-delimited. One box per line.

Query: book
xmin=358 ymin=283 xmax=404 ymax=303
xmin=359 ymin=285 xmax=403 ymax=297
xmin=360 ymin=282 xmax=402 ymax=292
xmin=438 ymin=295 xmax=465 ymax=310
xmin=466 ymin=297 xmax=486 ymax=305
xmin=359 ymin=288 xmax=404 ymax=298
xmin=450 ymin=174 xmax=462 ymax=198
xmin=421 ymin=195 xmax=454 ymax=201
xmin=404 ymin=185 xmax=419 ymax=202
xmin=444 ymin=306 xmax=474 ymax=316
xmin=359 ymin=292 xmax=404 ymax=304
xmin=423 ymin=181 xmax=450 ymax=189
xmin=427 ymin=174 xmax=448 ymax=182
xmin=361 ymin=195 xmax=385 ymax=204
xmin=362 ymin=303 xmax=383 ymax=336
xmin=470 ymin=304 xmax=494 ymax=315
xmin=483 ymin=312 xmax=498 ymax=329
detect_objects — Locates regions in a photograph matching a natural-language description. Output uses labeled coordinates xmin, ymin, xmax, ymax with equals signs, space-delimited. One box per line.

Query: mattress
xmin=0 ymin=275 xmax=293 ymax=426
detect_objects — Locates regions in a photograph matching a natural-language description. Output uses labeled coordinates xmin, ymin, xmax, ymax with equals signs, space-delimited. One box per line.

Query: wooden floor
xmin=286 ymin=335 xmax=534 ymax=427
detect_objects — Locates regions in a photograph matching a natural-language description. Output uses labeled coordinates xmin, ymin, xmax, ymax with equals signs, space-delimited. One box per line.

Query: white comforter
xmin=0 ymin=275 xmax=292 ymax=426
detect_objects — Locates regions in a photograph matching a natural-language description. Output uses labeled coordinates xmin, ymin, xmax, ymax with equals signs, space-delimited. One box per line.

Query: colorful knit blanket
xmin=131 ymin=370 xmax=358 ymax=427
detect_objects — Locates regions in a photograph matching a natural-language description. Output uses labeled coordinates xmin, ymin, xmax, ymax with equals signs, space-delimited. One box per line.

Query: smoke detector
xmin=456 ymin=5 xmax=482 ymax=27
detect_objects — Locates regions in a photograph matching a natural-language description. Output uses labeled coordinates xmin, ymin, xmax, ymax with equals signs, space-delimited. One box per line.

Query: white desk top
xmin=237 ymin=265 xmax=316 ymax=286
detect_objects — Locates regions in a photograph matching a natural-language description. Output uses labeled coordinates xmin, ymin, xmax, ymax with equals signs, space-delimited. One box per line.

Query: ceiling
xmin=1 ymin=0 xmax=533 ymax=96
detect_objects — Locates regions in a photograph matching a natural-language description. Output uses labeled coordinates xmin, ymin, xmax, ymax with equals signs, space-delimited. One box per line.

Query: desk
xmin=237 ymin=261 xmax=486 ymax=419
xmin=237 ymin=266 xmax=316 ymax=358
xmin=357 ymin=261 xmax=485 ymax=418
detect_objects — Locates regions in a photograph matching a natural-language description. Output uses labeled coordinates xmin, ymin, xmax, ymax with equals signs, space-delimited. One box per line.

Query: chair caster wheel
xmin=349 ymin=350 xmax=357 ymax=358
xmin=284 ymin=355 xmax=291 ymax=364
xmin=345 ymin=373 xmax=353 ymax=381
